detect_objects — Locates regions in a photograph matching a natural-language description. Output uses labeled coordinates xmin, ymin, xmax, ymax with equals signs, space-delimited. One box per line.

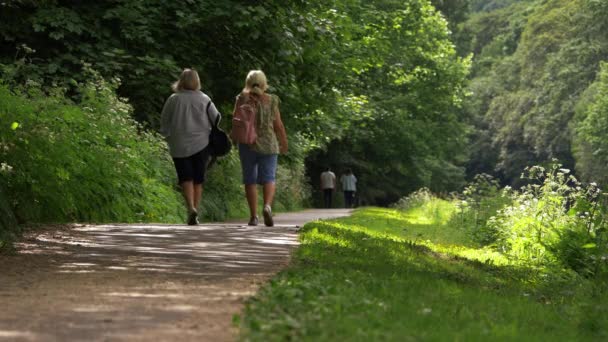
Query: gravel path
xmin=0 ymin=209 xmax=351 ymax=342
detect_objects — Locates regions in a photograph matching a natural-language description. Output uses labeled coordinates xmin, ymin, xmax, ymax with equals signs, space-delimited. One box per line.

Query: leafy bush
xmin=450 ymin=174 xmax=511 ymax=245
xmin=0 ymin=183 xmax=18 ymax=253
xmin=489 ymin=163 xmax=608 ymax=275
xmin=394 ymin=166 xmax=608 ymax=277
xmin=0 ymin=77 xmax=184 ymax=225
xmin=573 ymin=62 xmax=608 ymax=187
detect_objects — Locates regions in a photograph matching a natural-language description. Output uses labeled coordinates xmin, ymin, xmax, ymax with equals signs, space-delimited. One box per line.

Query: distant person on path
xmin=233 ymin=70 xmax=288 ymax=227
xmin=320 ymin=167 xmax=336 ymax=208
xmin=340 ymin=168 xmax=357 ymax=208
xmin=160 ymin=68 xmax=220 ymax=225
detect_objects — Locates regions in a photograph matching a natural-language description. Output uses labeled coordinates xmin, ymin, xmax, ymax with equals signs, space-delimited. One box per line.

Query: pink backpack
xmin=231 ymin=96 xmax=258 ymax=144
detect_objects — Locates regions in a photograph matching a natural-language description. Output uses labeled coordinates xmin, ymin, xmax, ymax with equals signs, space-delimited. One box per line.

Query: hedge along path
xmin=0 ymin=209 xmax=351 ymax=342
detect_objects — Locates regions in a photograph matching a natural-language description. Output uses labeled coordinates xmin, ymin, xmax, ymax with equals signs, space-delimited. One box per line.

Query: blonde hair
xmin=243 ymin=70 xmax=268 ymax=96
xmin=172 ymin=68 xmax=201 ymax=92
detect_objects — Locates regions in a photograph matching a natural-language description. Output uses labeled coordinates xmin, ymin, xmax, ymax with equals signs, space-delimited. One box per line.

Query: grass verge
xmin=238 ymin=207 xmax=608 ymax=341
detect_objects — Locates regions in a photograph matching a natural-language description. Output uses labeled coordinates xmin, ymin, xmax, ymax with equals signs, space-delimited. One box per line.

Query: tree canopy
xmin=0 ymin=0 xmax=470 ymax=209
xmin=3 ymin=0 xmax=608 ymax=223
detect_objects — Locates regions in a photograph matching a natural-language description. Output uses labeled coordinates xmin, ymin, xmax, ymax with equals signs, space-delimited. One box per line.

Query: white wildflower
xmin=0 ymin=162 xmax=13 ymax=174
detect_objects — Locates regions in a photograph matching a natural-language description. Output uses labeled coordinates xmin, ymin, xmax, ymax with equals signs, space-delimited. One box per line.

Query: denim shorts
xmin=238 ymin=144 xmax=278 ymax=185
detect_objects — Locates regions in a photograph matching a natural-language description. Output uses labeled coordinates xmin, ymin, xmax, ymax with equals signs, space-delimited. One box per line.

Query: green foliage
xmin=274 ymin=161 xmax=310 ymax=212
xmin=489 ymin=163 xmax=607 ymax=275
xmin=0 ymin=78 xmax=184 ymax=225
xmin=456 ymin=0 xmax=608 ymax=184
xmin=393 ymin=188 xmax=456 ymax=226
xmin=0 ymin=0 xmax=470 ymax=208
xmin=392 ymin=188 xmax=435 ymax=211
xmin=573 ymin=62 xmax=608 ymax=186
xmin=307 ymin=0 xmax=471 ymax=205
xmin=239 ymin=208 xmax=608 ymax=340
xmin=450 ymin=174 xmax=511 ymax=245
xmin=397 ymin=162 xmax=608 ymax=277
xmin=470 ymin=0 xmax=535 ymax=13
xmin=0 ymin=184 xmax=18 ymax=253
xmin=431 ymin=0 xmax=470 ymax=31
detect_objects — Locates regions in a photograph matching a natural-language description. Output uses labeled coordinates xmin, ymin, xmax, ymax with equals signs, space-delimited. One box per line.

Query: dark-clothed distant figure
xmin=340 ymin=169 xmax=357 ymax=208
xmin=320 ymin=167 xmax=336 ymax=208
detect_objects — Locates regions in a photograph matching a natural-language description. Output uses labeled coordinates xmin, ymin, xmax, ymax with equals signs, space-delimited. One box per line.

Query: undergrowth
xmin=0 ymin=77 xmax=184 ymax=226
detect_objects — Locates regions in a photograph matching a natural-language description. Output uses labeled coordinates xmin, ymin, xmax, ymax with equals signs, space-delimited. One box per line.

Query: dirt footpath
xmin=0 ymin=209 xmax=351 ymax=342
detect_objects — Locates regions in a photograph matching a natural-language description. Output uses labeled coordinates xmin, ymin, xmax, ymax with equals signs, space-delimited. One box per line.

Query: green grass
xmin=238 ymin=207 xmax=608 ymax=341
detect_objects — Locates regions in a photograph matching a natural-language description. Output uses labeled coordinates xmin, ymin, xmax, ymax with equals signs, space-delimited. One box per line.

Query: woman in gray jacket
xmin=160 ymin=69 xmax=220 ymax=225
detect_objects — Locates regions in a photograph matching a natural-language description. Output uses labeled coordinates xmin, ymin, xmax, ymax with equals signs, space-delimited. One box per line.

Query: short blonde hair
xmin=243 ymin=70 xmax=268 ymax=95
xmin=172 ymin=68 xmax=201 ymax=92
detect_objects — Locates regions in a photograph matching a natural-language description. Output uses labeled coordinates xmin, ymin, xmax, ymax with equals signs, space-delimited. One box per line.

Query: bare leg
xmin=263 ymin=182 xmax=276 ymax=207
xmin=245 ymin=184 xmax=257 ymax=219
xmin=181 ymin=181 xmax=195 ymax=212
xmin=262 ymin=182 xmax=276 ymax=227
xmin=193 ymin=183 xmax=203 ymax=212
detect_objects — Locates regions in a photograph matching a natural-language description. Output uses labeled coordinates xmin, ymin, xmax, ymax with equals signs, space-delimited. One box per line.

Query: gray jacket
xmin=160 ymin=90 xmax=220 ymax=158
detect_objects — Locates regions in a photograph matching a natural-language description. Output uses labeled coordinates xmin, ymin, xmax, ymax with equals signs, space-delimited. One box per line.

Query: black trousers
xmin=344 ymin=191 xmax=355 ymax=208
xmin=323 ymin=189 xmax=334 ymax=208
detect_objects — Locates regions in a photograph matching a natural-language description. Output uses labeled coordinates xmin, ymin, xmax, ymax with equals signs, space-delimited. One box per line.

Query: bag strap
xmin=206 ymin=101 xmax=221 ymax=127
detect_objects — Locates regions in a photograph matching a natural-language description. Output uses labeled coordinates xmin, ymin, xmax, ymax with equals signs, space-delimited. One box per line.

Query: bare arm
xmin=272 ymin=98 xmax=288 ymax=154
xmin=274 ymin=112 xmax=288 ymax=154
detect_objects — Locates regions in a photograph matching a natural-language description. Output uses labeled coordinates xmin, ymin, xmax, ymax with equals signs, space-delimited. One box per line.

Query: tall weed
xmin=393 ymin=167 xmax=608 ymax=277
xmin=450 ymin=174 xmax=511 ymax=245
xmin=489 ymin=163 xmax=608 ymax=275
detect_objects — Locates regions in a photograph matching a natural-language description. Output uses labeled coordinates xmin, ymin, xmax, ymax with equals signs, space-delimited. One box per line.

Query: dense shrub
xmin=393 ymin=165 xmax=608 ymax=277
xmin=0 ymin=183 xmax=18 ymax=252
xmin=573 ymin=62 xmax=608 ymax=187
xmin=489 ymin=163 xmax=608 ymax=275
xmin=450 ymin=174 xmax=511 ymax=245
xmin=0 ymin=77 xmax=184 ymax=225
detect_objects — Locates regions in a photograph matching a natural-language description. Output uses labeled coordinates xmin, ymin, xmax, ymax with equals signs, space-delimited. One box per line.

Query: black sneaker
xmin=187 ymin=210 xmax=199 ymax=226
xmin=263 ymin=205 xmax=273 ymax=227
xmin=248 ymin=216 xmax=259 ymax=226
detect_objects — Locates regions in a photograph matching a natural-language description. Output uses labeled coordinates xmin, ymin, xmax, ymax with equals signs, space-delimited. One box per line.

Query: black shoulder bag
xmin=206 ymin=102 xmax=232 ymax=158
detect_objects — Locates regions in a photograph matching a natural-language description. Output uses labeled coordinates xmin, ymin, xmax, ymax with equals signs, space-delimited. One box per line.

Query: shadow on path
xmin=0 ymin=209 xmax=351 ymax=342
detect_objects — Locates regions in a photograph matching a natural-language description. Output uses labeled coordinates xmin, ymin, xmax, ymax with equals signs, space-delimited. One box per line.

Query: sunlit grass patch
xmin=239 ymin=207 xmax=608 ymax=341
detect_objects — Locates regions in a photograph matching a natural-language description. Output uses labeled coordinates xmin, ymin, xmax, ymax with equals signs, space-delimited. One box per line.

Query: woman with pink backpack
xmin=231 ymin=70 xmax=288 ymax=226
